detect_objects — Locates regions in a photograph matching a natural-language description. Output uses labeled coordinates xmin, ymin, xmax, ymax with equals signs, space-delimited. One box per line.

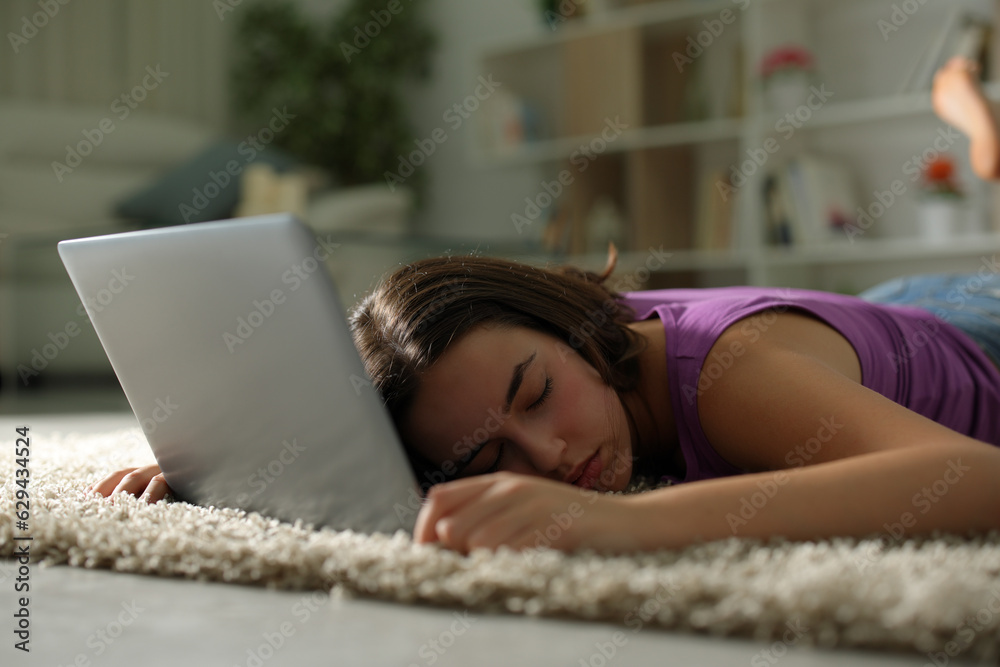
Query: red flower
xmin=760 ymin=46 xmax=814 ymax=79
xmin=925 ymin=156 xmax=955 ymax=182
xmin=921 ymin=155 xmax=963 ymax=197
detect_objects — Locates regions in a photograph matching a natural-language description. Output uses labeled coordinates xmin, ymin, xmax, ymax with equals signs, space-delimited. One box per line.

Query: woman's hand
xmin=414 ymin=472 xmax=646 ymax=555
xmin=86 ymin=464 xmax=173 ymax=503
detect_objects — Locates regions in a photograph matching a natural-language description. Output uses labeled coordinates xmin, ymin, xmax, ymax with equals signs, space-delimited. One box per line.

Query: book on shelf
xmin=693 ymin=169 xmax=735 ymax=251
xmin=541 ymin=204 xmax=572 ymax=254
xmin=683 ymin=35 xmax=744 ymax=122
xmin=763 ymin=154 xmax=858 ymax=247
xmin=479 ymin=89 xmax=543 ymax=155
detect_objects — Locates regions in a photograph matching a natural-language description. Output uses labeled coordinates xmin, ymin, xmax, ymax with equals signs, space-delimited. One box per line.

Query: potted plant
xmin=229 ymin=0 xmax=436 ymax=201
xmin=759 ymin=45 xmax=816 ymax=114
xmin=538 ymin=0 xmax=587 ymax=28
xmin=917 ymin=154 xmax=966 ymax=241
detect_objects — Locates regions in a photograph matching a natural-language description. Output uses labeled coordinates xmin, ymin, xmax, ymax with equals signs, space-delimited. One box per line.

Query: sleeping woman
xmin=89 ymin=57 xmax=1000 ymax=554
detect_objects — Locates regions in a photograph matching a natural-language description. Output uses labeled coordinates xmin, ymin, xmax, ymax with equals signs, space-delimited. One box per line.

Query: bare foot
xmin=932 ymin=56 xmax=1000 ymax=181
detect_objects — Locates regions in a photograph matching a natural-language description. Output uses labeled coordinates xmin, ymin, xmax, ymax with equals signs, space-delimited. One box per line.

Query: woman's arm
xmin=621 ymin=441 xmax=1000 ymax=551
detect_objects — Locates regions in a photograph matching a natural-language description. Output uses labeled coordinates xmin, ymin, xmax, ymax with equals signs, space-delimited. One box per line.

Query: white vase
xmin=764 ymin=72 xmax=811 ymax=114
xmin=917 ymin=198 xmax=964 ymax=241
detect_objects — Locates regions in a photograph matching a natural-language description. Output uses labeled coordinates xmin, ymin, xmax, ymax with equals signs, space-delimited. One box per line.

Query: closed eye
xmin=529 ymin=376 xmax=552 ymax=411
xmin=485 ymin=377 xmax=551 ymax=472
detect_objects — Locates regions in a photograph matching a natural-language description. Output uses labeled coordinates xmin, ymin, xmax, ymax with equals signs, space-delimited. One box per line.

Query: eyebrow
xmin=447 ymin=351 xmax=536 ymax=478
xmin=504 ymin=351 xmax=536 ymax=414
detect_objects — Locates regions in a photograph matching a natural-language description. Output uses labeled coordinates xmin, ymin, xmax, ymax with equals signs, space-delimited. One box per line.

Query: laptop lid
xmin=58 ymin=214 xmax=420 ymax=535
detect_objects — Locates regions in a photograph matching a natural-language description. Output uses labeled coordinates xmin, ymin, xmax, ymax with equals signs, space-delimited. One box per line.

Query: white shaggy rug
xmin=2 ymin=426 xmax=999 ymax=661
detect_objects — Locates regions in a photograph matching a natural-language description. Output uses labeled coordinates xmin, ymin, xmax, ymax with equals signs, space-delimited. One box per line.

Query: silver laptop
xmin=57 ymin=213 xmax=421 ymax=535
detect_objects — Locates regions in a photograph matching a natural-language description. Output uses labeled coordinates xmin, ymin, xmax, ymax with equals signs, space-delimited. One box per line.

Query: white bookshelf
xmin=477 ymin=0 xmax=1000 ymax=292
xmin=764 ymin=232 xmax=1000 ymax=266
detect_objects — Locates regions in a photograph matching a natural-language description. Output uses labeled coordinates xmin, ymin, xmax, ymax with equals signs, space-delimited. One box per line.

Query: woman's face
xmin=402 ymin=324 xmax=634 ymax=492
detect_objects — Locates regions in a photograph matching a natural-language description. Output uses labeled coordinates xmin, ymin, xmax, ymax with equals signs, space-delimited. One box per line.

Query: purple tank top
xmin=619 ymin=286 xmax=1000 ymax=484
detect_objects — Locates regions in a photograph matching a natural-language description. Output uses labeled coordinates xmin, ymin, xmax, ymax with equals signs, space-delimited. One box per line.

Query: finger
xmin=459 ymin=505 xmax=540 ymax=553
xmin=139 ymin=475 xmax=171 ymax=504
xmin=450 ymin=477 xmax=585 ymax=553
xmin=416 ymin=473 xmax=533 ymax=551
xmin=435 ymin=484 xmax=528 ymax=552
xmin=413 ymin=475 xmax=509 ymax=544
xmin=88 ymin=467 xmax=141 ymax=497
xmin=110 ymin=465 xmax=161 ymax=498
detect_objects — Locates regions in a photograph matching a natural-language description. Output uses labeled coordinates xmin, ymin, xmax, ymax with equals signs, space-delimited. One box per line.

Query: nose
xmin=516 ymin=429 xmax=568 ymax=478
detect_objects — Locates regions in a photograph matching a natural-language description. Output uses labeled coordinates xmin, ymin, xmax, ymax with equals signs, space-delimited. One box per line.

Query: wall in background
xmin=400 ymin=0 xmax=546 ymax=242
xmin=0 ymin=0 xmax=231 ymax=128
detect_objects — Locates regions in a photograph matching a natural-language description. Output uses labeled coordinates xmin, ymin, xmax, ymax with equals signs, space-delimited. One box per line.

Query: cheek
xmin=556 ymin=365 xmax=613 ymax=429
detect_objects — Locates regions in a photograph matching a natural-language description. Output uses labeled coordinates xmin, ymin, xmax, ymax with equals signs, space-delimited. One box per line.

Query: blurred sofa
xmin=0 ymin=100 xmax=413 ymax=391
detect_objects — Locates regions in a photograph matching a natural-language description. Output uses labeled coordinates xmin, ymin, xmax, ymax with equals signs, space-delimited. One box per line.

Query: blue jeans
xmin=858 ymin=272 xmax=1000 ymax=368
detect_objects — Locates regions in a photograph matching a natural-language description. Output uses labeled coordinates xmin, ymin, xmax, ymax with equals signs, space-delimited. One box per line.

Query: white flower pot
xmin=917 ymin=198 xmax=964 ymax=241
xmin=764 ymin=72 xmax=811 ymax=114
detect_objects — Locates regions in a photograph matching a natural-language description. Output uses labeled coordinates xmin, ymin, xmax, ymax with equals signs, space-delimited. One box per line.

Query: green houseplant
xmin=229 ymin=0 xmax=436 ymax=197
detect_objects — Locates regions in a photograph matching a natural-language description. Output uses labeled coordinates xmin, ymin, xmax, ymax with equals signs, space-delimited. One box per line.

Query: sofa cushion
xmin=114 ymin=141 xmax=299 ymax=228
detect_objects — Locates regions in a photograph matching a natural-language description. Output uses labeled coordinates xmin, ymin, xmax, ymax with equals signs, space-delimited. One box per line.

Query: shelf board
xmin=763 ymin=233 xmax=1000 ymax=266
xmin=525 ymin=247 xmax=749 ymax=273
xmin=621 ymin=117 xmax=745 ymax=151
xmin=798 ymin=91 xmax=934 ymax=129
xmin=482 ymin=0 xmax=740 ymax=58
xmin=637 ymin=247 xmax=749 ymax=272
xmin=753 ymin=80 xmax=1000 ymax=132
xmin=479 ymin=116 xmax=744 ymax=167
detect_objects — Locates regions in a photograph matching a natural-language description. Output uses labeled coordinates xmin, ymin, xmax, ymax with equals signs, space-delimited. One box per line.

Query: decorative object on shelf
xmin=541 ymin=205 xmax=570 ymax=253
xmin=916 ymin=154 xmax=966 ymax=241
xmin=584 ymin=197 xmax=627 ymax=254
xmin=759 ymin=45 xmax=816 ymax=114
xmin=229 ymin=0 xmax=436 ymax=201
xmin=480 ymin=90 xmax=542 ymax=154
xmin=763 ymin=154 xmax=858 ymax=247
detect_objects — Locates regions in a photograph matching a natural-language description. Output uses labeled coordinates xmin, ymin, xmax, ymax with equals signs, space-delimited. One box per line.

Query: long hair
xmin=349 ymin=252 xmax=645 ymax=486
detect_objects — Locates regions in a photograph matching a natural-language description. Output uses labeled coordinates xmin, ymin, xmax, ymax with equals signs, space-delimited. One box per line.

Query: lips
xmin=569 ymin=452 xmax=602 ymax=490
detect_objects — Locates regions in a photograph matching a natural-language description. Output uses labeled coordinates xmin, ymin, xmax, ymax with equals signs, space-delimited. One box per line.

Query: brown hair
xmin=349 ymin=252 xmax=645 ymax=486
